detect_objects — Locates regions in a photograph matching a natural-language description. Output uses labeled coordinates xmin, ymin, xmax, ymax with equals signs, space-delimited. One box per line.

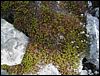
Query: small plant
xmin=1 ymin=1 xmax=89 ymax=75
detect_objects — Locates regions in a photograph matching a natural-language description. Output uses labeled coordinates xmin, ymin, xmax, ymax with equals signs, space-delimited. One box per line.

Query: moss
xmin=21 ymin=51 xmax=33 ymax=73
xmin=1 ymin=1 xmax=89 ymax=75
xmin=59 ymin=1 xmax=87 ymax=23
xmin=59 ymin=1 xmax=87 ymax=14
xmin=1 ymin=1 xmax=14 ymax=11
xmin=1 ymin=65 xmax=9 ymax=70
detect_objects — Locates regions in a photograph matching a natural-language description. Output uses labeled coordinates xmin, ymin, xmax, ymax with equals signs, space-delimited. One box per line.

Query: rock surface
xmin=80 ymin=70 xmax=88 ymax=75
xmin=36 ymin=63 xmax=61 ymax=75
xmin=78 ymin=1 xmax=99 ymax=75
xmin=85 ymin=12 xmax=99 ymax=71
xmin=1 ymin=69 xmax=8 ymax=75
xmin=1 ymin=19 xmax=29 ymax=66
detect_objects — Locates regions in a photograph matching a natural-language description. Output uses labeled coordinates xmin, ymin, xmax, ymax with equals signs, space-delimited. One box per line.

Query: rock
xmin=88 ymin=69 xmax=94 ymax=75
xmin=77 ymin=57 xmax=84 ymax=73
xmin=80 ymin=70 xmax=88 ymax=75
xmin=36 ymin=63 xmax=61 ymax=75
xmin=86 ymin=13 xmax=99 ymax=70
xmin=95 ymin=8 xmax=99 ymax=18
xmin=94 ymin=71 xmax=99 ymax=75
xmin=1 ymin=19 xmax=29 ymax=66
xmin=80 ymin=2 xmax=99 ymax=75
xmin=1 ymin=69 xmax=8 ymax=75
xmin=88 ymin=1 xmax=92 ymax=8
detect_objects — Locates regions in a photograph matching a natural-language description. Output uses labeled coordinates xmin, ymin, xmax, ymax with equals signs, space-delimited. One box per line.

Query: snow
xmin=1 ymin=19 xmax=29 ymax=66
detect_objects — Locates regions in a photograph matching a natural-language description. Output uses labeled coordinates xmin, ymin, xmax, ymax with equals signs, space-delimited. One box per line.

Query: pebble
xmin=94 ymin=71 xmax=99 ymax=75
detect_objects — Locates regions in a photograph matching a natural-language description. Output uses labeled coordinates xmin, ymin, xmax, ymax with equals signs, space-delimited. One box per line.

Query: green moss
xmin=1 ymin=1 xmax=12 ymax=11
xmin=21 ymin=51 xmax=33 ymax=73
xmin=1 ymin=1 xmax=89 ymax=75
xmin=1 ymin=65 xmax=9 ymax=70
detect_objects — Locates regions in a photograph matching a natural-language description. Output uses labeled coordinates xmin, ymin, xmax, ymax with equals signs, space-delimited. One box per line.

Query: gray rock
xmin=1 ymin=69 xmax=8 ymax=75
xmin=95 ymin=8 xmax=99 ymax=18
xmin=1 ymin=19 xmax=29 ymax=66
xmin=86 ymin=13 xmax=99 ymax=70
xmin=36 ymin=63 xmax=61 ymax=75
xmin=80 ymin=70 xmax=88 ymax=75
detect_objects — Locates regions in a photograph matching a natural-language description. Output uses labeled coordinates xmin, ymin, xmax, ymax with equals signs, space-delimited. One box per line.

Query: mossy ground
xmin=1 ymin=1 xmax=89 ymax=75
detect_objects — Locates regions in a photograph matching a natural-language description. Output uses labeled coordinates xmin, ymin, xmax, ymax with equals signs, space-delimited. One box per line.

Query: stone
xmin=88 ymin=1 xmax=92 ymax=8
xmin=80 ymin=70 xmax=88 ymax=75
xmin=86 ymin=13 xmax=99 ymax=70
xmin=1 ymin=69 xmax=8 ymax=75
xmin=1 ymin=19 xmax=29 ymax=66
xmin=95 ymin=8 xmax=99 ymax=18
xmin=36 ymin=63 xmax=61 ymax=75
